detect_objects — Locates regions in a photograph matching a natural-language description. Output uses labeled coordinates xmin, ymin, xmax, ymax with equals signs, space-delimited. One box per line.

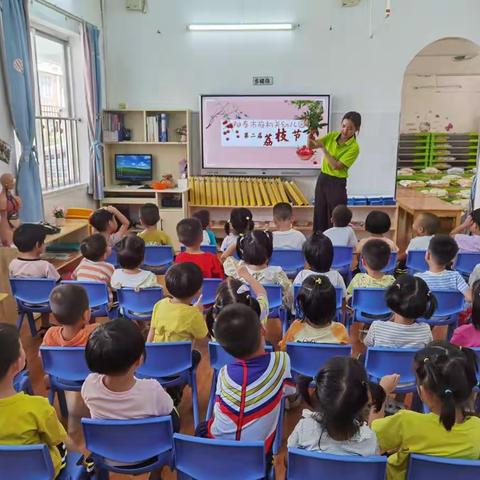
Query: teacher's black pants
xmin=313 ymin=172 xmax=347 ymax=233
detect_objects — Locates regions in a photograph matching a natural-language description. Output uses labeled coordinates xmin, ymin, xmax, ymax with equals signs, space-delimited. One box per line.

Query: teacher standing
xmin=309 ymin=111 xmax=361 ymax=233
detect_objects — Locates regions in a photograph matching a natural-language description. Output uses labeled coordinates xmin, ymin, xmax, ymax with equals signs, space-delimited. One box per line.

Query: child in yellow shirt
xmin=138 ymin=203 xmax=172 ymax=246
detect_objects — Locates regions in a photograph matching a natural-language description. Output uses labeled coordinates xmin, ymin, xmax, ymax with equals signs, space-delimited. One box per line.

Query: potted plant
xmin=53 ymin=206 xmax=65 ymax=227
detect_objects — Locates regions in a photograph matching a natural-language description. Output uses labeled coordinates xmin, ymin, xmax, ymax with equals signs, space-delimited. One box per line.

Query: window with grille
xmin=31 ymin=29 xmax=80 ymax=191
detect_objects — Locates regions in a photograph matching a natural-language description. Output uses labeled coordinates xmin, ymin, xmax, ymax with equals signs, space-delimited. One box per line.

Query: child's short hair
xmin=140 ymin=203 xmax=160 ymax=227
xmin=238 ymin=230 xmax=273 ymax=266
xmin=177 ymin=218 xmax=203 ymax=247
xmin=386 ymin=274 xmax=436 ymax=320
xmin=225 ymin=207 xmax=254 ymax=236
xmin=13 ymin=224 xmax=47 ymax=252
xmin=471 ymin=208 xmax=480 ymax=229
xmin=296 ymin=275 xmax=336 ymax=326
xmin=165 ymin=262 xmax=203 ymax=299
xmin=89 ymin=209 xmax=114 ymax=233
xmin=362 ymin=239 xmax=391 ymax=271
xmin=365 ymin=211 xmax=391 ymax=235
xmin=428 ymin=234 xmax=458 ymax=266
xmin=49 ymin=284 xmax=90 ymax=325
xmin=192 ymin=209 xmax=210 ymax=229
xmin=118 ymin=234 xmax=145 ymax=269
xmin=418 ymin=212 xmax=440 ymax=235
xmin=80 ymin=234 xmax=108 ymax=262
xmin=214 ymin=303 xmax=262 ymax=359
xmin=302 ymin=232 xmax=333 ymax=273
xmin=273 ymin=202 xmax=293 ymax=222
xmin=0 ymin=323 xmax=21 ymax=381
xmin=331 ymin=204 xmax=353 ymax=228
xmin=86 ymin=319 xmax=145 ymax=375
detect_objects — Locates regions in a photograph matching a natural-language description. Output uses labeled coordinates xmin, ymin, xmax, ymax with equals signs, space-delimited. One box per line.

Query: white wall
xmin=101 ymin=0 xmax=480 ymax=197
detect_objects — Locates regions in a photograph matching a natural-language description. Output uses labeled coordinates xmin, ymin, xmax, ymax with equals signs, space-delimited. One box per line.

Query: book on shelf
xmin=103 ymin=112 xmax=124 ymax=141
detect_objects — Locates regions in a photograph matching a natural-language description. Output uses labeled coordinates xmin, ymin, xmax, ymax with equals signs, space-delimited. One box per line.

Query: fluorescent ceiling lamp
xmin=187 ymin=23 xmax=295 ymax=31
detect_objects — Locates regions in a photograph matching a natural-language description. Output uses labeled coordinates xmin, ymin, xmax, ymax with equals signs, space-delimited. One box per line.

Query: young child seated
xmin=364 ymin=275 xmax=434 ymax=348
xmin=451 ymin=208 xmax=480 ymax=252
xmin=110 ymin=234 xmax=159 ymax=290
xmin=356 ymin=210 xmax=398 ymax=253
xmin=0 ymin=323 xmax=69 ymax=478
xmin=193 ymin=209 xmax=217 ymax=247
xmin=206 ymin=265 xmax=269 ymax=337
xmin=137 ymin=203 xmax=172 ymax=246
xmin=89 ymin=205 xmax=129 ymax=247
xmin=208 ymin=303 xmax=296 ymax=451
xmin=293 ymin=232 xmax=346 ymax=297
xmin=147 ymin=262 xmax=207 ymax=343
xmin=220 ymin=207 xmax=254 ymax=255
xmin=279 ymin=275 xmax=348 ymax=350
xmin=451 ymin=279 xmax=480 ymax=347
xmin=73 ymin=233 xmax=114 ymax=285
xmin=175 ymin=218 xmax=224 ymax=278
xmin=347 ymin=239 xmax=396 ymax=295
xmin=223 ymin=230 xmax=293 ymax=308
xmin=324 ymin=204 xmax=358 ymax=248
xmin=9 ymin=223 xmax=60 ymax=334
xmin=415 ymin=234 xmax=472 ymax=302
xmin=288 ymin=356 xmax=398 ymax=455
xmin=372 ymin=341 xmax=480 ymax=480
xmin=271 ymin=202 xmax=306 ymax=250
xmin=406 ymin=212 xmax=440 ymax=252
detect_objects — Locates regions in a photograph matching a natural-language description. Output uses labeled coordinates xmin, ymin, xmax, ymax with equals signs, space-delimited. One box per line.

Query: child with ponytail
xmin=220 ymin=207 xmax=254 ymax=257
xmin=372 ymin=340 xmax=480 ymax=480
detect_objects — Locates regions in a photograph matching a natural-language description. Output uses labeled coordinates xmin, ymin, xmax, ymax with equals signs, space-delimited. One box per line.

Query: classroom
xmin=1 ymin=0 xmax=480 ymax=479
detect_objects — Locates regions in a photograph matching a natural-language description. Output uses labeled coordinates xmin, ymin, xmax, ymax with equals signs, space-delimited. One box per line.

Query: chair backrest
xmin=332 ymin=246 xmax=354 ymax=269
xmin=201 ymin=278 xmax=223 ymax=305
xmin=429 ymin=290 xmax=465 ymax=317
xmin=174 ymin=433 xmax=267 ymax=480
xmin=0 ymin=444 xmax=55 ymax=480
xmin=181 ymin=244 xmax=218 ymax=255
xmin=61 ymin=280 xmax=109 ymax=309
xmin=105 ymin=248 xmax=118 ymax=266
xmin=40 ymin=347 xmax=90 ymax=382
xmin=117 ymin=287 xmax=163 ymax=315
xmin=269 ymin=249 xmax=305 ymax=271
xmin=9 ymin=278 xmax=57 ymax=305
xmin=286 ymin=343 xmax=351 ymax=378
xmin=264 ymin=283 xmax=283 ymax=310
xmin=455 ymin=252 xmax=480 ymax=276
xmin=294 ymin=284 xmax=343 ymax=314
xmin=288 ymin=448 xmax=387 ymax=480
xmin=351 ymin=288 xmax=391 ymax=317
xmin=137 ymin=342 xmax=193 ymax=378
xmin=82 ymin=416 xmax=173 ymax=465
xmin=208 ymin=342 xmax=273 ymax=372
xmin=406 ymin=250 xmax=428 ymax=273
xmin=360 ymin=252 xmax=397 ymax=273
xmin=143 ymin=246 xmax=174 ymax=267
xmin=365 ymin=347 xmax=417 ymax=386
xmin=407 ymin=453 xmax=480 ymax=480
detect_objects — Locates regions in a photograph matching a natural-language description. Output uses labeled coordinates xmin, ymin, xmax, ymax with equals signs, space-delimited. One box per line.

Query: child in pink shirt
xmin=451 ymin=280 xmax=480 ymax=347
xmin=451 ymin=208 xmax=480 ymax=253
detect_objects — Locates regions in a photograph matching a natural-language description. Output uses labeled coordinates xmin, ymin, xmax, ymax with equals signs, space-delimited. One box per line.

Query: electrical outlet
xmin=253 ymin=76 xmax=274 ymax=86
xmin=126 ymin=0 xmax=146 ymax=12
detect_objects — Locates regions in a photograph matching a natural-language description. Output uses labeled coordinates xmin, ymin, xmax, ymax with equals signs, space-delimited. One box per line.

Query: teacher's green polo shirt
xmin=315 ymin=131 xmax=360 ymax=179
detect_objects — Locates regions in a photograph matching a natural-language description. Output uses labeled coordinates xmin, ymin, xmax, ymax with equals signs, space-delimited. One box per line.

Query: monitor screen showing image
xmin=114 ymin=154 xmax=153 ymax=182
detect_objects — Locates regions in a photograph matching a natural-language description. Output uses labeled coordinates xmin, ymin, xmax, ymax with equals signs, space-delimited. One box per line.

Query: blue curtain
xmin=83 ymin=23 xmax=104 ymax=200
xmin=0 ymin=0 xmax=44 ymax=222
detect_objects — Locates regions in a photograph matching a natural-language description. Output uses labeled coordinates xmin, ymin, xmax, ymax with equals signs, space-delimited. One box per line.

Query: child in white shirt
xmin=271 ymin=202 xmax=306 ymax=250
xmin=324 ymin=204 xmax=358 ymax=248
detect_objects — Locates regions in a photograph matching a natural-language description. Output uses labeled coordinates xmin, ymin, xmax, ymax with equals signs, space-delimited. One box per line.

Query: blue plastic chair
xmin=143 ymin=245 xmax=174 ymax=272
xmin=13 ymin=370 xmax=33 ymax=394
xmin=407 ymin=453 xmax=480 ymax=479
xmin=365 ymin=347 xmax=418 ymax=393
xmin=174 ymin=433 xmax=273 ymax=480
xmin=117 ymin=287 xmax=163 ymax=320
xmin=105 ymin=248 xmax=118 ymax=267
xmin=288 ymin=448 xmax=387 ymax=480
xmin=359 ymin=251 xmax=398 ymax=274
xmin=82 ymin=416 xmax=174 ymax=477
xmin=261 ymin=283 xmax=288 ymax=334
xmin=332 ymin=246 xmax=354 ymax=281
xmin=286 ymin=343 xmax=351 ymax=379
xmin=269 ymin=249 xmax=305 ymax=278
xmin=181 ymin=244 xmax=218 ymax=255
xmin=9 ymin=278 xmax=57 ymax=336
xmin=0 ymin=444 xmax=85 ymax=480
xmin=61 ymin=280 xmax=111 ymax=318
xmin=455 ymin=252 xmax=480 ymax=279
xmin=406 ymin=250 xmax=428 ymax=274
xmin=294 ymin=284 xmax=344 ymax=323
xmin=136 ymin=342 xmax=200 ymax=428
xmin=40 ymin=346 xmax=90 ymax=418
xmin=201 ymin=278 xmax=223 ymax=305
xmin=349 ymin=288 xmax=392 ymax=328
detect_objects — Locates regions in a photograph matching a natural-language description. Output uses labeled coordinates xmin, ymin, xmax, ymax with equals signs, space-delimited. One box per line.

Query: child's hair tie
xmin=314 ymin=277 xmax=322 ymax=285
xmin=423 ymin=357 xmax=430 ymax=364
xmin=237 ymin=284 xmax=250 ymax=295
xmin=444 ymin=388 xmax=453 ymax=396
xmin=245 ymin=216 xmax=250 ymax=220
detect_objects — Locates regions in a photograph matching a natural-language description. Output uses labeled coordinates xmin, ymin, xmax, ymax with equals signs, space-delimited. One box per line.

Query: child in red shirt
xmin=175 ymin=218 xmax=224 ymax=279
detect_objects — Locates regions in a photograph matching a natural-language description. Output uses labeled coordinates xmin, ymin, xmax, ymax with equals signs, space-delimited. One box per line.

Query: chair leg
xmin=205 ymin=373 xmax=217 ymax=421
xmin=190 ymin=370 xmax=199 ymax=429
xmin=27 ymin=312 xmax=38 ymax=337
xmin=16 ymin=312 xmax=25 ymax=331
xmin=58 ymin=390 xmax=69 ymax=418
xmin=48 ymin=387 xmax=56 ymax=406
xmin=280 ymin=308 xmax=288 ymax=336
xmin=272 ymin=397 xmax=285 ymax=455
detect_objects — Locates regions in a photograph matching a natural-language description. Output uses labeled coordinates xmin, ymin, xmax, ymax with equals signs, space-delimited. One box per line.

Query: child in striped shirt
xmin=73 ymin=234 xmax=114 ymax=285
xmin=364 ymin=275 xmax=434 ymax=348
xmin=415 ymin=234 xmax=472 ymax=302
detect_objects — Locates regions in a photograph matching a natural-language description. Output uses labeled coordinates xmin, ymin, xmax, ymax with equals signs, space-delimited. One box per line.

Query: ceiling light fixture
xmin=187 ymin=23 xmax=296 ymax=32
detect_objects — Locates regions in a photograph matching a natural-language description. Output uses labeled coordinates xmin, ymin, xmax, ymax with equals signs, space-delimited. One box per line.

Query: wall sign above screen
xmin=200 ymin=95 xmax=330 ymax=176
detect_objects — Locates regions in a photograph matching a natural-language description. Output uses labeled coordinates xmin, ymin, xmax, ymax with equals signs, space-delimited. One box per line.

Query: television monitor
xmin=201 ymin=94 xmax=330 ymax=176
xmin=114 ymin=154 xmax=153 ymax=183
